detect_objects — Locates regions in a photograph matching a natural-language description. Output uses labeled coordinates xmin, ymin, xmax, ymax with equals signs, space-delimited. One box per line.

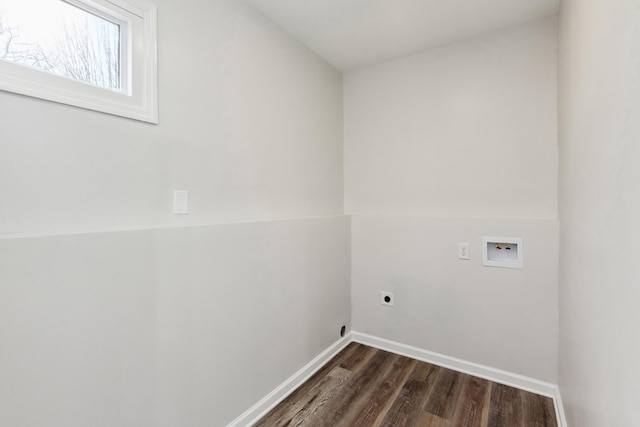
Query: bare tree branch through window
xmin=0 ymin=2 xmax=120 ymax=90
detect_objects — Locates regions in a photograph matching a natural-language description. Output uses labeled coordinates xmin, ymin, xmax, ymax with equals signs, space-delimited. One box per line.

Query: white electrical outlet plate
xmin=458 ymin=243 xmax=470 ymax=260
xmin=381 ymin=292 xmax=394 ymax=306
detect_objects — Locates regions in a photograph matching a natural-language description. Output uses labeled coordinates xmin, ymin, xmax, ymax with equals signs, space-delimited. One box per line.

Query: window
xmin=0 ymin=0 xmax=157 ymax=123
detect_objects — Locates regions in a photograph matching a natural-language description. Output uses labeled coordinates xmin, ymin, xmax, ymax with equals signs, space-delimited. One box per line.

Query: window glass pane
xmin=0 ymin=0 xmax=121 ymax=90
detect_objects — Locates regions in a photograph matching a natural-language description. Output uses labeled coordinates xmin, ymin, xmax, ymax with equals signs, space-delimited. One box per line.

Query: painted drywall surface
xmin=0 ymin=0 xmax=343 ymax=237
xmin=154 ymin=217 xmax=351 ymax=426
xmin=351 ymin=215 xmax=558 ymax=383
xmin=344 ymin=17 xmax=558 ymax=219
xmin=0 ymin=1 xmax=348 ymax=425
xmin=0 ymin=217 xmax=351 ymax=427
xmin=0 ymin=230 xmax=157 ymax=427
xmin=558 ymin=0 xmax=640 ymax=425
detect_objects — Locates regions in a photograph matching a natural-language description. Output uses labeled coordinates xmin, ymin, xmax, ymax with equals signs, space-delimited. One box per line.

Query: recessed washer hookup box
xmin=482 ymin=237 xmax=523 ymax=269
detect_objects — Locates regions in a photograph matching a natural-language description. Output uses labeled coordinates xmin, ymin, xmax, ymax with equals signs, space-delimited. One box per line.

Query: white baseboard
xmin=351 ymin=331 xmax=555 ymax=396
xmin=554 ymin=386 xmax=568 ymax=427
xmin=226 ymin=333 xmax=352 ymax=427
xmin=351 ymin=331 xmax=567 ymax=427
xmin=227 ymin=331 xmax=567 ymax=427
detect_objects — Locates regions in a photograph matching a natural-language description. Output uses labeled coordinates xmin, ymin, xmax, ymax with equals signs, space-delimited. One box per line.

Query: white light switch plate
xmin=173 ymin=190 xmax=189 ymax=214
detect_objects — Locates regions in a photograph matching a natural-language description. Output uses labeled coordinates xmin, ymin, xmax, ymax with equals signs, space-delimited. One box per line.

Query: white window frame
xmin=0 ymin=0 xmax=158 ymax=123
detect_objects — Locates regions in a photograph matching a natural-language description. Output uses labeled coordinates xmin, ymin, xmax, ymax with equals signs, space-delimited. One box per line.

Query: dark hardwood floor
xmin=254 ymin=343 xmax=557 ymax=427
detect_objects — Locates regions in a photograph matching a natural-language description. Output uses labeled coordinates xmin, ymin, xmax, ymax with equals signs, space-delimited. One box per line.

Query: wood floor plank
xmin=276 ymin=343 xmax=355 ymax=401
xmin=338 ymin=342 xmax=377 ymax=371
xmin=298 ymin=349 xmax=398 ymax=427
xmin=253 ymin=344 xmax=362 ymax=427
xmin=274 ymin=343 xmax=375 ymax=406
xmin=522 ymin=393 xmax=557 ymax=427
xmin=422 ymin=367 xmax=464 ymax=421
xmin=379 ymin=362 xmax=441 ymax=427
xmin=276 ymin=367 xmax=352 ymax=427
xmin=344 ymin=356 xmax=417 ymax=427
xmin=254 ymin=344 xmax=558 ymax=427
xmin=488 ymin=382 xmax=524 ymax=426
xmin=416 ymin=411 xmax=450 ymax=427
xmin=449 ymin=374 xmax=490 ymax=427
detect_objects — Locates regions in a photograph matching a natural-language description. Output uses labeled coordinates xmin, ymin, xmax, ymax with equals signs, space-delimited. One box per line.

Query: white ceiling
xmin=244 ymin=0 xmax=560 ymax=71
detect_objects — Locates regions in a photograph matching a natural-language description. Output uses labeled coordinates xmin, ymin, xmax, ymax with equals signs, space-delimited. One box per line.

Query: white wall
xmin=352 ymin=216 xmax=558 ymax=382
xmin=558 ymin=0 xmax=640 ymax=425
xmin=345 ymin=18 xmax=559 ymax=382
xmin=0 ymin=217 xmax=350 ymax=427
xmin=0 ymin=0 xmax=343 ymax=237
xmin=0 ymin=2 xmax=571 ymax=425
xmin=0 ymin=1 xmax=348 ymax=426
xmin=345 ymin=18 xmax=557 ymax=219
